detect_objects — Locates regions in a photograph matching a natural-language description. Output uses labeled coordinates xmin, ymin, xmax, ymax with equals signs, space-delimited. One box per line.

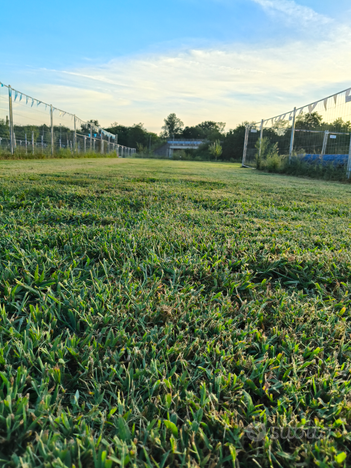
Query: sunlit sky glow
xmin=1 ymin=0 xmax=350 ymax=132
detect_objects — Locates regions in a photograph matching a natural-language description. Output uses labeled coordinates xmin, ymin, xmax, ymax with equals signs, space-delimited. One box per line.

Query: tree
xmin=221 ymin=124 xmax=247 ymax=161
xmin=106 ymin=122 xmax=162 ymax=150
xmin=197 ymin=121 xmax=225 ymax=135
xmin=182 ymin=126 xmax=204 ymax=139
xmin=0 ymin=119 xmax=9 ymax=139
xmin=180 ymin=121 xmax=226 ymax=141
xmin=161 ymin=113 xmax=184 ymax=138
xmin=209 ymin=140 xmax=222 ymax=160
xmin=331 ymin=118 xmax=351 ymax=133
xmin=80 ymin=120 xmax=100 ymax=135
xmin=296 ymin=112 xmax=323 ymax=130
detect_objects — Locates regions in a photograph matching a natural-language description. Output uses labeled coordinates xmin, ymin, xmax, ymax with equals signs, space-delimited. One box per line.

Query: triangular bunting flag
xmin=308 ymin=103 xmax=317 ymax=114
xmin=14 ymin=91 xmax=18 ymax=101
xmin=333 ymin=94 xmax=337 ymax=105
xmin=324 ymin=99 xmax=328 ymax=111
xmin=31 ymin=99 xmax=34 ymax=107
xmin=346 ymin=89 xmax=351 ymax=103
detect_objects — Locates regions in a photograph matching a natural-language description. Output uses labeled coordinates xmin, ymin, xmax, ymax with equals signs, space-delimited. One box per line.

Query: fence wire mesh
xmin=242 ymin=86 xmax=351 ymax=176
xmin=0 ymin=81 xmax=136 ymax=157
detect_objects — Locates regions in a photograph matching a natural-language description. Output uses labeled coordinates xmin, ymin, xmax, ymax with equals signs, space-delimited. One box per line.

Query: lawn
xmin=0 ymin=158 xmax=350 ymax=467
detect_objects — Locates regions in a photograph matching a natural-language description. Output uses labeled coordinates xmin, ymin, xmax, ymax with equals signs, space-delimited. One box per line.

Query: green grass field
xmin=0 ymin=158 xmax=350 ymax=467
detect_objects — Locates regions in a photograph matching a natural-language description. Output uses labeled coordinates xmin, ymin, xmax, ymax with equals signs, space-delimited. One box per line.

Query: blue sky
xmin=1 ymin=0 xmax=351 ymax=131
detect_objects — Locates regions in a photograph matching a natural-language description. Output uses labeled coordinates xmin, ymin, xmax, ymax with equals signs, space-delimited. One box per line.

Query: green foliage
xmin=106 ymin=123 xmax=162 ymax=150
xmin=161 ymin=113 xmax=184 ymax=138
xmin=80 ymin=119 xmax=100 ymax=134
xmin=0 ymin=159 xmax=350 ymax=466
xmin=0 ymin=148 xmax=117 ymax=160
xmin=209 ymin=139 xmax=223 ymax=160
xmin=255 ymin=137 xmax=279 ymax=169
xmin=296 ymin=112 xmax=323 ymax=130
xmin=221 ymin=125 xmax=246 ymax=161
xmin=275 ymin=157 xmax=350 ymax=181
xmin=0 ymin=119 xmax=9 ymax=139
xmin=331 ymin=118 xmax=351 ymax=133
xmin=256 ymin=140 xmax=350 ymax=181
xmin=182 ymin=121 xmax=226 ymax=141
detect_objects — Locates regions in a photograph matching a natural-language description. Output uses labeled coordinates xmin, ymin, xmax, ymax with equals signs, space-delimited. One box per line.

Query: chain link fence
xmin=242 ymin=87 xmax=351 ymax=177
xmin=0 ymin=82 xmax=136 ymax=158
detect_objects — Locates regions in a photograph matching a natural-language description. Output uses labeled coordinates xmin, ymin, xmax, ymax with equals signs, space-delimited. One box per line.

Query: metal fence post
xmin=90 ymin=125 xmax=93 ymax=152
xmin=8 ymin=86 xmax=14 ymax=155
xmin=258 ymin=119 xmax=264 ymax=159
xmin=101 ymin=132 xmax=104 ymax=154
xmin=50 ymin=105 xmax=54 ymax=156
xmin=321 ymin=130 xmax=329 ymax=163
xmin=242 ymin=125 xmax=249 ymax=167
xmin=108 ymin=136 xmax=110 ymax=153
xmin=84 ymin=136 xmax=86 ymax=153
xmin=289 ymin=107 xmax=297 ymax=163
xmin=25 ymin=133 xmax=27 ymax=154
xmin=32 ymin=131 xmax=34 ymax=155
xmin=73 ymin=115 xmax=77 ymax=153
xmin=347 ymin=134 xmax=351 ymax=179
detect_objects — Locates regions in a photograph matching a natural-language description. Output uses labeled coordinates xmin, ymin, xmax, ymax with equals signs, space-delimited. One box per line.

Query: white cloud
xmin=3 ymin=1 xmax=351 ymax=133
xmin=251 ymin=0 xmax=331 ymax=27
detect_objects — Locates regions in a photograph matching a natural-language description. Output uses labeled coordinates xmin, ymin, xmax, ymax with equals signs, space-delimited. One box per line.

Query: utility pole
xmin=73 ymin=115 xmax=77 ymax=153
xmin=50 ymin=105 xmax=54 ymax=156
xmin=8 ymin=86 xmax=14 ymax=155
xmin=242 ymin=126 xmax=250 ymax=167
xmin=320 ymin=130 xmax=329 ymax=163
xmin=289 ymin=107 xmax=297 ymax=163
xmin=258 ymin=120 xmax=264 ymax=159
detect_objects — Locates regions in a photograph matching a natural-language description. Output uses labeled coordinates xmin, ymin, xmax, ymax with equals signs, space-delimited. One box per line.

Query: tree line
xmin=2 ymin=111 xmax=348 ymax=160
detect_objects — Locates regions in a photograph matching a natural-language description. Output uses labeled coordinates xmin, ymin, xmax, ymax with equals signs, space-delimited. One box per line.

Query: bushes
xmin=257 ymin=153 xmax=350 ymax=181
xmin=254 ymin=138 xmax=350 ymax=181
xmin=282 ymin=158 xmax=349 ymax=181
xmin=0 ymin=148 xmax=119 ymax=160
xmin=255 ymin=138 xmax=280 ymax=171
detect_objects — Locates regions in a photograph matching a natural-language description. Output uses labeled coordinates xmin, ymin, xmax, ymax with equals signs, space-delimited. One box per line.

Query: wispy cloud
xmin=6 ymin=0 xmax=351 ymax=132
xmin=251 ymin=0 xmax=331 ymax=27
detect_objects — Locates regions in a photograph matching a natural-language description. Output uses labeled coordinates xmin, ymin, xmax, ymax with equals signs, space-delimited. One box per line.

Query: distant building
xmin=154 ymin=139 xmax=205 ymax=158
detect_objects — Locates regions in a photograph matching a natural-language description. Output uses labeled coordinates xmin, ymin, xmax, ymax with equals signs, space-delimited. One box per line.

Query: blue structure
xmin=301 ymin=154 xmax=349 ymax=165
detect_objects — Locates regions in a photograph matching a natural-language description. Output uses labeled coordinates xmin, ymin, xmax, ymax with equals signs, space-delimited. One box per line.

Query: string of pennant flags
xmin=242 ymin=84 xmax=351 ymax=178
xmin=260 ymin=87 xmax=351 ymax=127
xmin=0 ymin=81 xmax=116 ymax=139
